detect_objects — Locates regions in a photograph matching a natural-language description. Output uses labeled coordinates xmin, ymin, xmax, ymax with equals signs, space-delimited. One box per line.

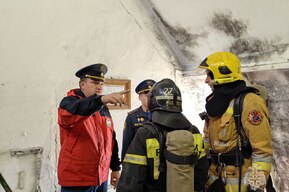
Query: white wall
xmin=0 ymin=0 xmax=174 ymax=191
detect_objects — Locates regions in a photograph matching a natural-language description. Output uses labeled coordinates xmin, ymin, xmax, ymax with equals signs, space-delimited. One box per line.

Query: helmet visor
xmin=155 ymin=95 xmax=182 ymax=111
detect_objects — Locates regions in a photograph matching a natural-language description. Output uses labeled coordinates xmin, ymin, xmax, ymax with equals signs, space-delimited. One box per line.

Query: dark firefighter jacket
xmin=122 ymin=106 xmax=151 ymax=161
xmin=117 ymin=111 xmax=209 ymax=192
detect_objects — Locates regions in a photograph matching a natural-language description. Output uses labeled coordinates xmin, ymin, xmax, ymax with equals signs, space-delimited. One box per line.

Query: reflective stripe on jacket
xmin=117 ymin=123 xmax=208 ymax=192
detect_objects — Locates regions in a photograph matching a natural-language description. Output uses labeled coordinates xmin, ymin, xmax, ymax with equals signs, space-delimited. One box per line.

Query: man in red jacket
xmin=58 ymin=63 xmax=128 ymax=192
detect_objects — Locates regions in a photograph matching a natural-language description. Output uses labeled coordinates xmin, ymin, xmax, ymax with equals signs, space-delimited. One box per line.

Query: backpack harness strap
xmin=164 ymin=149 xmax=198 ymax=165
xmin=234 ymin=91 xmax=250 ymax=192
xmin=146 ymin=122 xmax=166 ymax=192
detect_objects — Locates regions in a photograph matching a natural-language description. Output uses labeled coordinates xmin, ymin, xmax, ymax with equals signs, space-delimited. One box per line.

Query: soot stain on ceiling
xmin=153 ymin=8 xmax=206 ymax=62
xmin=210 ymin=12 xmax=289 ymax=62
xmin=211 ymin=12 xmax=247 ymax=38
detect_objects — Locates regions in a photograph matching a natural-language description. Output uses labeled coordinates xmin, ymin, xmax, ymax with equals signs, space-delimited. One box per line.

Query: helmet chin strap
xmin=212 ymin=77 xmax=237 ymax=85
xmin=209 ymin=80 xmax=216 ymax=86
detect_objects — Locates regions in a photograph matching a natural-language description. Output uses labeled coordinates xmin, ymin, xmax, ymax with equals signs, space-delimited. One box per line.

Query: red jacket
xmin=58 ymin=89 xmax=120 ymax=186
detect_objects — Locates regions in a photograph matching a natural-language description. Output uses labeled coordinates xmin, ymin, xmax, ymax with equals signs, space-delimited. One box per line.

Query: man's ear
xmin=79 ymin=80 xmax=84 ymax=87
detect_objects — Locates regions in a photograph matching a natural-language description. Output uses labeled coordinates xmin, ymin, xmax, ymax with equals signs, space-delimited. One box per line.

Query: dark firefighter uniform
xmin=121 ymin=107 xmax=151 ymax=161
xmin=117 ymin=111 xmax=209 ymax=192
xmin=121 ymin=79 xmax=156 ymax=161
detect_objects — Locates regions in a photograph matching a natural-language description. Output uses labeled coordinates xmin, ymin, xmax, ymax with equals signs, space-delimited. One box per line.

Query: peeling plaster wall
xmin=0 ymin=1 xmax=175 ymax=191
xmin=150 ymin=0 xmax=289 ymax=69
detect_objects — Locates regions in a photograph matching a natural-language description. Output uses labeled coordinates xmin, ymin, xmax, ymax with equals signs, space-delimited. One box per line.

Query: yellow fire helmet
xmin=199 ymin=52 xmax=243 ymax=85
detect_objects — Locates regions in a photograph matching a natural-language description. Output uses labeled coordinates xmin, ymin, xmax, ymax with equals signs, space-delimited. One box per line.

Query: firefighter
xmin=198 ymin=52 xmax=273 ymax=191
xmin=117 ymin=78 xmax=208 ymax=192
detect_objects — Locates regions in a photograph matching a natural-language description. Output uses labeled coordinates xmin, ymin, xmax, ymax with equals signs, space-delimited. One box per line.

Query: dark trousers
xmin=61 ymin=181 xmax=108 ymax=192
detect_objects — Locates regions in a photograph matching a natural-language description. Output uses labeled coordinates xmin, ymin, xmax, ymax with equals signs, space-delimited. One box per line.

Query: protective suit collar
xmin=151 ymin=110 xmax=192 ymax=129
xmin=205 ymin=80 xmax=257 ymax=117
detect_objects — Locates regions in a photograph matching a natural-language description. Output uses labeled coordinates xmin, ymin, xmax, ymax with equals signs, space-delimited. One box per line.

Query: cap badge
xmin=100 ymin=65 xmax=106 ymax=72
